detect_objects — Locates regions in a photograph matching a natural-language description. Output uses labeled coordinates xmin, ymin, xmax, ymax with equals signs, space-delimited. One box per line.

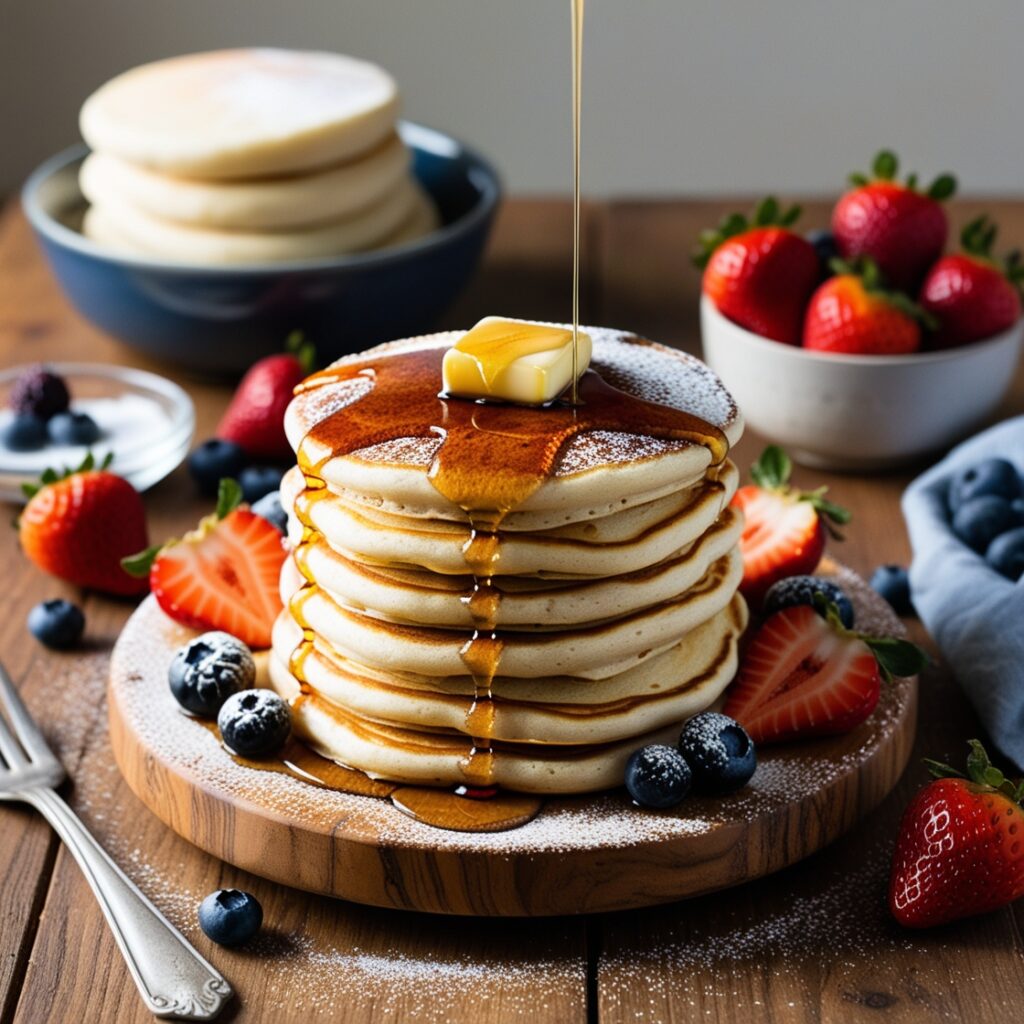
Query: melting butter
xmin=441 ymin=317 xmax=592 ymax=405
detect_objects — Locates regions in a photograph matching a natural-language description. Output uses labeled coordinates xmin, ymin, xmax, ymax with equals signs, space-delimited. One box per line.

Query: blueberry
xmin=251 ymin=490 xmax=287 ymax=533
xmin=239 ymin=465 xmax=284 ymax=504
xmin=46 ymin=411 xmax=100 ymax=446
xmin=1013 ymin=498 xmax=1024 ymax=527
xmin=198 ymin=889 xmax=262 ymax=947
xmin=187 ymin=439 xmax=247 ymax=496
xmin=952 ymin=496 xmax=1017 ymax=553
xmin=762 ymin=575 xmax=854 ymax=627
xmin=27 ymin=599 xmax=85 ymax=649
xmin=949 ymin=458 xmax=1021 ymax=512
xmin=9 ymin=365 xmax=70 ymax=420
xmin=169 ymin=632 xmax=254 ymax=717
xmin=624 ymin=743 xmax=692 ymax=809
xmin=678 ymin=712 xmax=756 ymax=795
xmin=869 ymin=565 xmax=913 ymax=615
xmin=986 ymin=527 xmax=1024 ymax=581
xmin=1 ymin=414 xmax=47 ymax=451
xmin=806 ymin=229 xmax=839 ymax=276
xmin=218 ymin=689 xmax=291 ymax=757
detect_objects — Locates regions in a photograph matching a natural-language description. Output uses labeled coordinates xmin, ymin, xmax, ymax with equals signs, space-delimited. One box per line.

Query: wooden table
xmin=1 ymin=197 xmax=1023 ymax=1024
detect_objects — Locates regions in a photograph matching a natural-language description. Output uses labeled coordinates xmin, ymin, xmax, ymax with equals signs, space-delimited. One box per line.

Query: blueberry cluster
xmin=947 ymin=458 xmax=1024 ymax=580
xmin=624 ymin=711 xmax=757 ymax=810
xmin=187 ymin=438 xmax=284 ymax=510
xmin=1 ymin=366 xmax=100 ymax=452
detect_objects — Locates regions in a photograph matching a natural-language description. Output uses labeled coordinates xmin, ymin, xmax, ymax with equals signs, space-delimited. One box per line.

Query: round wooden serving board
xmin=108 ymin=563 xmax=917 ymax=917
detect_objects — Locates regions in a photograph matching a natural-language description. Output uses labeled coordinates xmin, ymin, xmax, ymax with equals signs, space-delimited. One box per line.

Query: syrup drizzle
xmin=570 ymin=0 xmax=585 ymax=406
xmin=288 ymin=346 xmax=727 ymax=796
xmin=194 ymin=719 xmax=541 ymax=833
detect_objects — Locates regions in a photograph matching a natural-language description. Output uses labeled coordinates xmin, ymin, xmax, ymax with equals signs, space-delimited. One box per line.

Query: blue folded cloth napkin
xmin=902 ymin=415 xmax=1024 ymax=770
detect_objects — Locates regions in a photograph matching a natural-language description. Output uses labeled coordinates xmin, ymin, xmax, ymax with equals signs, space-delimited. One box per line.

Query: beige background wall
xmin=2 ymin=0 xmax=1022 ymax=196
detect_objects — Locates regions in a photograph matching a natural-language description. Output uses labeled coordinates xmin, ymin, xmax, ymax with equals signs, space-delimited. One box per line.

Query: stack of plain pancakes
xmin=269 ymin=329 xmax=747 ymax=794
xmin=79 ymin=49 xmax=438 ymax=264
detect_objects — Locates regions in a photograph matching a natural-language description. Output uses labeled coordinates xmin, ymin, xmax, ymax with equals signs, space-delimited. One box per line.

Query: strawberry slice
xmin=730 ymin=446 xmax=850 ymax=607
xmin=124 ymin=480 xmax=285 ymax=648
xmin=724 ymin=602 xmax=926 ymax=744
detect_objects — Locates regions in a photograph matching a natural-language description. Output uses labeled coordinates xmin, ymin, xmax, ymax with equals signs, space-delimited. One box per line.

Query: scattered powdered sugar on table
xmin=596 ymin=839 xmax=935 ymax=1022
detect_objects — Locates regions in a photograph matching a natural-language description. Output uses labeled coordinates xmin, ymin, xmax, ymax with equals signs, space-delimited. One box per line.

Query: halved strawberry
xmin=730 ymin=447 xmax=850 ymax=607
xmin=723 ymin=602 xmax=926 ymax=745
xmin=124 ymin=480 xmax=285 ymax=648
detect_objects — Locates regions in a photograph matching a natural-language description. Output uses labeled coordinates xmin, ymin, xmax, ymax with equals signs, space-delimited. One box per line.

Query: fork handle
xmin=23 ymin=787 xmax=232 ymax=1021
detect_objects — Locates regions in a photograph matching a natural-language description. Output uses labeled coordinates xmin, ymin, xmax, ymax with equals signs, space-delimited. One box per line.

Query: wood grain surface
xmin=0 ymin=196 xmax=1023 ymax=1021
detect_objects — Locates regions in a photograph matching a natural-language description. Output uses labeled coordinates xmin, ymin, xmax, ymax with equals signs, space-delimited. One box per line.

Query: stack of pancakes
xmin=269 ymin=329 xmax=747 ymax=794
xmin=79 ymin=49 xmax=438 ymax=264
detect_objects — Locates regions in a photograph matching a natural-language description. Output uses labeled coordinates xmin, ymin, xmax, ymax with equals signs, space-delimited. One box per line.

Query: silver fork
xmin=0 ymin=662 xmax=232 ymax=1020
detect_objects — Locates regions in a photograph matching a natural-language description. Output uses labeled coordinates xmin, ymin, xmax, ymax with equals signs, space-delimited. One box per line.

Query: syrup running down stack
xmin=266 ymin=327 xmax=747 ymax=794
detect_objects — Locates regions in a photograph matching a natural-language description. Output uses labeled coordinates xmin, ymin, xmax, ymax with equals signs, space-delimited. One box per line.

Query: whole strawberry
xmin=803 ymin=258 xmax=930 ymax=356
xmin=695 ymin=198 xmax=820 ymax=344
xmin=832 ymin=150 xmax=955 ymax=292
xmin=217 ymin=332 xmax=314 ymax=462
xmin=730 ymin=446 xmax=850 ymax=606
xmin=891 ymin=740 xmax=1024 ymax=928
xmin=19 ymin=453 xmax=149 ymax=596
xmin=919 ymin=216 xmax=1023 ymax=348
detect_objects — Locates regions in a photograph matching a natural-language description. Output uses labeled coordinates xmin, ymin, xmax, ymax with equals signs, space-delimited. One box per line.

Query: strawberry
xmin=730 ymin=446 xmax=850 ymax=607
xmin=803 ymin=258 xmax=930 ymax=355
xmin=123 ymin=479 xmax=285 ymax=648
xmin=216 ymin=332 xmax=315 ymax=461
xmin=694 ymin=198 xmax=820 ymax=344
xmin=723 ymin=601 xmax=925 ymax=745
xmin=832 ymin=150 xmax=955 ymax=292
xmin=890 ymin=740 xmax=1024 ymax=928
xmin=919 ymin=215 xmax=1023 ymax=349
xmin=18 ymin=453 xmax=149 ymax=596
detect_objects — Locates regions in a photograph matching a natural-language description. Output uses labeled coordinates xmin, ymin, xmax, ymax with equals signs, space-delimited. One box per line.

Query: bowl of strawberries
xmin=699 ymin=153 xmax=1024 ymax=470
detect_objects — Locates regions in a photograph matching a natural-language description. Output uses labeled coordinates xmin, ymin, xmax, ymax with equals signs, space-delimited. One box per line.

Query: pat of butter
xmin=442 ymin=317 xmax=592 ymax=404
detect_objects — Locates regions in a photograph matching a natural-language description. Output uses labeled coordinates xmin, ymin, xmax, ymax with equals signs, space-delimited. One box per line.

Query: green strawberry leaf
xmin=121 ymin=544 xmax=162 ymax=579
xmin=864 ymin=636 xmax=929 ymax=684
xmin=750 ymin=445 xmax=792 ymax=490
xmin=215 ymin=478 xmax=244 ymax=520
xmin=286 ymin=330 xmax=317 ymax=374
xmin=927 ymin=174 xmax=957 ymax=201
xmin=873 ymin=150 xmax=898 ymax=181
xmin=754 ymin=196 xmax=780 ymax=226
xmin=924 ymin=757 xmax=964 ymax=781
xmin=927 ymin=740 xmax=1024 ymax=804
xmin=693 ymin=200 xmax=803 ymax=269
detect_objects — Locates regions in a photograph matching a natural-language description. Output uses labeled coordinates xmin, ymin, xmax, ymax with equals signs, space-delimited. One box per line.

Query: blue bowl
xmin=22 ymin=122 xmax=501 ymax=376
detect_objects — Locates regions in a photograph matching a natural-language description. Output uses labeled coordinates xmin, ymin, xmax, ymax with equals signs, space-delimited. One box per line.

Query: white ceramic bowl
xmin=700 ymin=295 xmax=1024 ymax=470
